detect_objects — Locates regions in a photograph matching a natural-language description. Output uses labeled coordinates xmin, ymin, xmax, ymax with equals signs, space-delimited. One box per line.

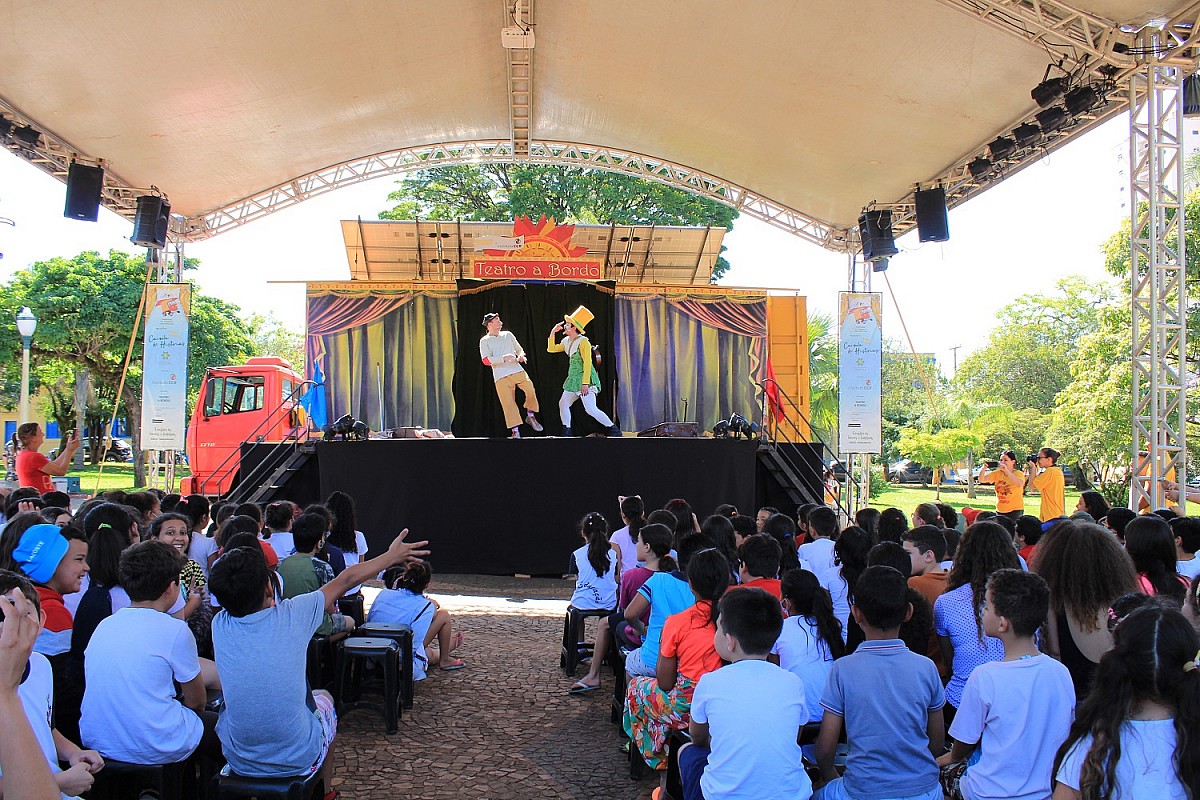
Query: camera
xmin=1026 ymin=453 xmax=1038 ymax=463
xmin=985 ymin=460 xmax=999 ymax=469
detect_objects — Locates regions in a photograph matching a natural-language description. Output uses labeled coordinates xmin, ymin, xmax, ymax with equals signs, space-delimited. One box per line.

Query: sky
xmin=0 ymin=114 xmax=1131 ymax=376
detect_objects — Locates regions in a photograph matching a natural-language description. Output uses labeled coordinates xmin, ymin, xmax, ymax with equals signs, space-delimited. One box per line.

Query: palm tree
xmin=1185 ymin=150 xmax=1200 ymax=195
xmin=807 ymin=312 xmax=838 ymax=447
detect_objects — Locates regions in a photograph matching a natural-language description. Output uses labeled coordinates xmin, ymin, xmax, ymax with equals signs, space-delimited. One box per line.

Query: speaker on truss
xmin=131 ymin=195 xmax=171 ymax=248
xmin=914 ymin=187 xmax=949 ymax=243
xmin=858 ymin=209 xmax=898 ymax=261
xmin=64 ymin=162 xmax=104 ymax=222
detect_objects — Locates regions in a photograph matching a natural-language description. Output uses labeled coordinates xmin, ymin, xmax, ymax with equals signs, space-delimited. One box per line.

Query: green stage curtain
xmin=614 ymin=295 xmax=764 ymax=433
xmin=315 ymin=292 xmax=458 ymax=430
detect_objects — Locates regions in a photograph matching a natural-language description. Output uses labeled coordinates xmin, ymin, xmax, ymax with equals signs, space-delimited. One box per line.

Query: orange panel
xmin=766 ymin=296 xmax=810 ymax=441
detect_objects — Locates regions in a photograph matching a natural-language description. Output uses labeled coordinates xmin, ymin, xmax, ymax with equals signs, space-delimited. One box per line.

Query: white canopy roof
xmin=1 ymin=1 xmax=1197 ymax=251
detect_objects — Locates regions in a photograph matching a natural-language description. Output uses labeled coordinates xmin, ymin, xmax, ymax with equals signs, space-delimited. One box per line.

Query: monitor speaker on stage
xmin=914 ymin=187 xmax=949 ymax=242
xmin=64 ymin=162 xmax=104 ymax=222
xmin=132 ymin=195 xmax=171 ymax=248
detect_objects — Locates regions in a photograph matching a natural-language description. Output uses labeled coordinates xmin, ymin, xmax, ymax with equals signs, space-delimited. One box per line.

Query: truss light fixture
xmin=968 ymin=156 xmax=992 ymax=179
xmin=871 ymin=257 xmax=889 ymax=273
xmin=987 ymin=136 xmax=1016 ymax=161
xmin=1035 ymin=107 xmax=1069 ymax=134
xmin=11 ymin=125 xmax=39 ymax=148
xmin=0 ymin=117 xmax=12 ymax=139
xmin=1064 ymin=86 xmax=1100 ymax=116
xmin=1031 ymin=77 xmax=1067 ymax=108
xmin=1013 ymin=123 xmax=1041 ymax=148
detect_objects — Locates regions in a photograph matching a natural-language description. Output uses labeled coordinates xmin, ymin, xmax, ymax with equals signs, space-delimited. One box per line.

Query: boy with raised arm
xmin=208 ymin=527 xmax=428 ymax=789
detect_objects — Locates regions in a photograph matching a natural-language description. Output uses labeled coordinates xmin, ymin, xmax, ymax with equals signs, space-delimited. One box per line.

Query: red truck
xmin=179 ymin=356 xmax=312 ymax=496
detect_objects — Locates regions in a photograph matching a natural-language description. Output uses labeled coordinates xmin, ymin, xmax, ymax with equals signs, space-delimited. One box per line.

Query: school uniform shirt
xmin=691 ymin=659 xmax=810 ymax=800
xmin=366 ymin=588 xmax=436 ymax=680
xmin=80 ymin=607 xmax=203 ymax=764
xmin=636 ymin=571 xmax=695 ymax=671
xmin=1177 ymin=557 xmax=1200 ymax=581
xmin=213 ymin=591 xmax=326 ymax=777
xmin=261 ymin=531 xmax=295 ymax=560
xmin=934 ymin=584 xmax=1005 ymax=707
xmin=796 ymin=538 xmax=836 ymax=574
xmin=818 ymin=569 xmax=851 ymax=639
xmin=820 ymin=639 xmax=944 ymax=800
xmin=738 ymin=577 xmax=782 ymax=599
xmin=948 ymin=654 xmax=1075 ymax=800
xmin=570 ymin=544 xmax=618 ymax=611
xmin=609 ymin=525 xmax=638 ymax=574
xmin=339 ymin=530 xmax=370 ymax=594
xmin=1056 ymin=719 xmax=1186 ymax=800
xmin=34 ymin=587 xmax=72 ymax=657
xmin=0 ymin=652 xmax=75 ymax=798
xmin=187 ymin=534 xmax=219 ymax=577
xmin=658 ymin=602 xmax=722 ymax=682
xmin=770 ymin=614 xmax=835 ymax=723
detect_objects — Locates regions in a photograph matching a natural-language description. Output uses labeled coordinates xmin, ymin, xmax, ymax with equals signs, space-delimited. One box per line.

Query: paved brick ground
xmin=331 ymin=575 xmax=654 ymax=800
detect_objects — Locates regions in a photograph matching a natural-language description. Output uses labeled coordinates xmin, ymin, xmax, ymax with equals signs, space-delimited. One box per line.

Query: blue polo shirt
xmin=820 ymin=639 xmax=944 ymax=800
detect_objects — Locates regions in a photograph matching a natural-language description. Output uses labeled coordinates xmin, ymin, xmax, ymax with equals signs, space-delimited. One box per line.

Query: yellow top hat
xmin=564 ymin=305 xmax=594 ymax=333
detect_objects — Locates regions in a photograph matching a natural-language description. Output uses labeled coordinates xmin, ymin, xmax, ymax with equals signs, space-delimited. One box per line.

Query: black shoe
xmin=562 ymin=427 xmax=573 ymax=437
xmin=607 ymin=424 xmax=622 ymax=437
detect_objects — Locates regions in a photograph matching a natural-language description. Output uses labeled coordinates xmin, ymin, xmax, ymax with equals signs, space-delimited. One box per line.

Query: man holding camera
xmin=977 ymin=450 xmax=1026 ymax=520
xmin=1028 ymin=447 xmax=1065 ymax=522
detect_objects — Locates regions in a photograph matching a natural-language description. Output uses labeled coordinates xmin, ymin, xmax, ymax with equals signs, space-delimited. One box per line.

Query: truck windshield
xmin=203 ymin=375 xmax=266 ymax=416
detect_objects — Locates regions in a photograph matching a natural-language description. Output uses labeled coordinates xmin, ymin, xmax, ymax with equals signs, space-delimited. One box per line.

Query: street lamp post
xmin=15 ymin=306 xmax=36 ymax=424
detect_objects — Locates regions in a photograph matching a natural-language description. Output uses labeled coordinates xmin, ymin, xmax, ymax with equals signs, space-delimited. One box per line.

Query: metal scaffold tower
xmin=1129 ymin=31 xmax=1189 ymax=512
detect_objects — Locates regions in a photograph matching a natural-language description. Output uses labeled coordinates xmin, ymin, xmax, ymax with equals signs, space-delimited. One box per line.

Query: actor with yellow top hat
xmin=548 ymin=306 xmax=621 ymax=437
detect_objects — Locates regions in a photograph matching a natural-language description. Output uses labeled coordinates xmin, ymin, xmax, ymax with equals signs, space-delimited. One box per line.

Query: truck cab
xmin=180 ymin=356 xmax=308 ymax=496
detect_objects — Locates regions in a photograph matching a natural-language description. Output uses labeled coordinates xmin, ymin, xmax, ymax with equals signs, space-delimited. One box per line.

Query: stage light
xmin=1064 ymin=86 xmax=1100 ymax=116
xmin=872 ymin=257 xmax=889 ymax=273
xmin=1013 ymin=123 xmax=1040 ymax=148
xmin=1035 ymin=107 xmax=1069 ymax=134
xmin=968 ymin=157 xmax=991 ymax=179
xmin=987 ymin=136 xmax=1016 ymax=161
xmin=1031 ymin=77 xmax=1067 ymax=108
xmin=858 ymin=209 xmax=898 ymax=261
xmin=711 ymin=419 xmax=730 ymax=439
xmin=1187 ymin=74 xmax=1200 ymax=118
xmin=11 ymin=125 xmax=39 ymax=148
xmin=0 ymin=118 xmax=12 ymax=139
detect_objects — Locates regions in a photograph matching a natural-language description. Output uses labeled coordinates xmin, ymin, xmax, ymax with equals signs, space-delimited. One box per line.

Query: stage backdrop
xmin=306 ymin=281 xmax=768 ymax=436
xmin=304 ymin=283 xmax=458 ymax=431
xmin=453 ymin=280 xmax=616 ymax=438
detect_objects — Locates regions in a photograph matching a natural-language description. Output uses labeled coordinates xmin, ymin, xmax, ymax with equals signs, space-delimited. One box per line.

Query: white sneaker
xmin=526 ymin=411 xmax=543 ymax=432
xmin=510 ymin=427 xmax=521 ymax=439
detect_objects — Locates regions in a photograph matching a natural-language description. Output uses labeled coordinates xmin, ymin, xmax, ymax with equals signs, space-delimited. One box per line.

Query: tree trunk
xmin=72 ymin=369 xmax=88 ymax=470
xmin=967 ymin=451 xmax=976 ymax=499
xmin=122 ymin=384 xmax=145 ymax=487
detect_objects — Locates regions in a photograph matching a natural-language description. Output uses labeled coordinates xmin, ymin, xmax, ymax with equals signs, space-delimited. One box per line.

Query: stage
xmin=248 ymin=437 xmax=759 ymax=575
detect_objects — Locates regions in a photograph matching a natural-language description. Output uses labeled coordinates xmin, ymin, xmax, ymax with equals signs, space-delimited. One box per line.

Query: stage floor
xmin=307 ymin=437 xmax=759 ymax=575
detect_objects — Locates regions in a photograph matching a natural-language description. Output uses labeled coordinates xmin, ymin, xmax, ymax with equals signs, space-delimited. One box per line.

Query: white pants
xmin=559 ymin=389 xmax=614 ymax=428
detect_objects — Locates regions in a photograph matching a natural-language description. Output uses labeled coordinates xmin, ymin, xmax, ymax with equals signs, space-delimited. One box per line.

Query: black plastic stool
xmin=89 ymin=758 xmax=187 ymax=800
xmin=334 ymin=637 xmax=402 ymax=734
xmin=212 ymin=766 xmax=324 ymax=800
xmin=354 ymin=621 xmax=415 ymax=709
xmin=337 ymin=592 xmax=366 ymax=627
xmin=560 ymin=605 xmax=610 ymax=676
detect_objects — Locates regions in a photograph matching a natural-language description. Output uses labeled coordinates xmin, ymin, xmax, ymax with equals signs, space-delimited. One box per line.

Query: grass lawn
xmin=870 ymin=482 xmax=1082 ymax=516
xmin=64 ymin=463 xmax=191 ymax=494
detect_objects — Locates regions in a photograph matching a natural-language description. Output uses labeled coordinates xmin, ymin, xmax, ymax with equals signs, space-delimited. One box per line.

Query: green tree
xmin=0 ymin=251 xmax=253 ymax=486
xmin=881 ymin=344 xmax=944 ymax=463
xmin=381 ymin=164 xmax=739 ymax=280
xmin=897 ymin=426 xmax=984 ymax=499
xmin=806 ymin=312 xmax=838 ymax=447
xmin=246 ymin=312 xmax=305 ymax=372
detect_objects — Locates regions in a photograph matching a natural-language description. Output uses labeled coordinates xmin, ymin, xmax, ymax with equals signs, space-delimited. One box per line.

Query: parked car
xmin=888 ymin=459 xmax=934 ymax=484
xmin=51 ymin=437 xmax=133 ymax=463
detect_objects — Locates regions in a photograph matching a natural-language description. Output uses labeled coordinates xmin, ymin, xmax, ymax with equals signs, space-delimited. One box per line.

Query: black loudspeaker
xmin=858 ymin=209 xmax=898 ymax=261
xmin=64 ymin=162 xmax=104 ymax=222
xmin=914 ymin=187 xmax=949 ymax=243
xmin=131 ymin=195 xmax=171 ymax=248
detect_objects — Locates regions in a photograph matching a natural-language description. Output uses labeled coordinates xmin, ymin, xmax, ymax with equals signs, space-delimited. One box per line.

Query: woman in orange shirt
xmin=977 ymin=450 xmax=1026 ymax=521
xmin=14 ymin=424 xmax=79 ymax=495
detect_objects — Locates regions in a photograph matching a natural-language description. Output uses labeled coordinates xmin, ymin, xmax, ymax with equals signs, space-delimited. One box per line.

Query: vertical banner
xmin=141 ymin=284 xmax=191 ymax=450
xmin=838 ymin=292 xmax=882 ymax=454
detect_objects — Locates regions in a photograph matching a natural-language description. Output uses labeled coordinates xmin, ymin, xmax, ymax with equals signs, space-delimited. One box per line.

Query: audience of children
xmin=324 ymin=491 xmax=369 ymax=592
xmin=1125 ymin=514 xmax=1190 ymax=602
xmin=623 ymin=533 xmax=710 ymax=678
xmin=260 ymin=500 xmax=298 ymax=560
xmin=735 ymin=534 xmax=783 ymax=598
xmin=277 ymin=512 xmax=355 ymax=640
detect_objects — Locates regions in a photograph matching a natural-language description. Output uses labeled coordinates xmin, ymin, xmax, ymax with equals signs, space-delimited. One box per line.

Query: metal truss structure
xmin=1129 ymin=32 xmax=1188 ymax=513
xmin=505 ymin=0 xmax=534 ymax=157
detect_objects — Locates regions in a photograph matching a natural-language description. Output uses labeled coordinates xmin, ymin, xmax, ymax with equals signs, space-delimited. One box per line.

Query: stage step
xmin=756 ymin=445 xmax=824 ymax=510
xmin=226 ymin=442 xmax=317 ymax=506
